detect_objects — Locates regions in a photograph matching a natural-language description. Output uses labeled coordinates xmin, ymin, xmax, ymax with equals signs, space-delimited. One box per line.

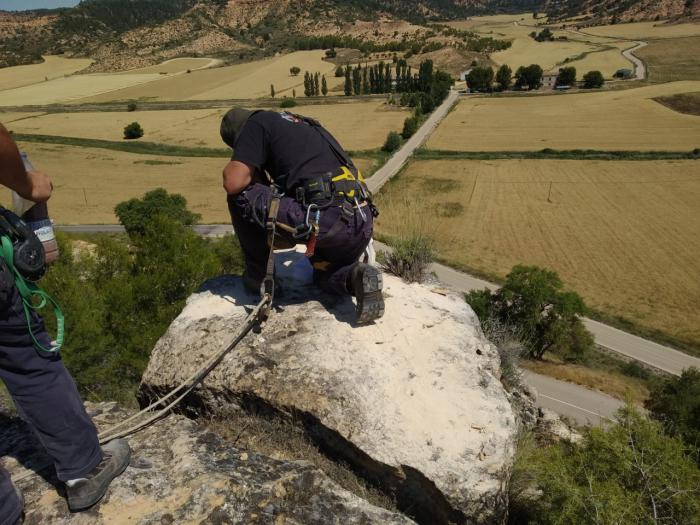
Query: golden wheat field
xmin=5 ymin=143 xmax=376 ymax=224
xmin=583 ymin=21 xmax=700 ymax=40
xmin=375 ymin=159 xmax=700 ymax=347
xmin=4 ymin=101 xmax=408 ymax=151
xmin=0 ymin=55 xmax=93 ymax=92
xmin=561 ymin=41 xmax=637 ymax=78
xmin=78 ymin=51 xmax=340 ymax=104
xmin=428 ymin=81 xmax=700 ymax=151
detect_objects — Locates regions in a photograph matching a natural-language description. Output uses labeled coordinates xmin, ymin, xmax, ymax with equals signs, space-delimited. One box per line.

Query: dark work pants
xmin=0 ymin=283 xmax=102 ymax=525
xmin=228 ymin=183 xmax=373 ymax=295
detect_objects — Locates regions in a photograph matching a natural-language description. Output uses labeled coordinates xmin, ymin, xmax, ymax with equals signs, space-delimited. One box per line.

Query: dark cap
xmin=220 ymin=107 xmax=255 ymax=149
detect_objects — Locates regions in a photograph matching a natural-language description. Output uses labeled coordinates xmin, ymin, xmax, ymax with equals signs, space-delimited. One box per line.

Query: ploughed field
xmin=2 ymin=101 xmax=408 ymax=152
xmin=374 ymin=159 xmax=700 ymax=352
xmin=3 ymin=143 xmax=376 ymax=224
xmin=428 ymin=82 xmax=700 ymax=152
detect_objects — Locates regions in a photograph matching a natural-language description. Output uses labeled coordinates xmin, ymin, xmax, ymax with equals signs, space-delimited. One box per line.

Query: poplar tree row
xmin=303 ymin=71 xmax=328 ymax=97
xmin=343 ymin=61 xmax=394 ymax=96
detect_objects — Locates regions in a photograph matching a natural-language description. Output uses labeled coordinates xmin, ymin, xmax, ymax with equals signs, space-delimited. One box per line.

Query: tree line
xmin=466 ymin=63 xmax=606 ymax=92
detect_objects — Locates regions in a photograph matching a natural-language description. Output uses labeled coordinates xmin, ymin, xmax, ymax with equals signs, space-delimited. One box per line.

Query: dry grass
xmin=7 ymin=102 xmax=408 ymax=151
xmin=207 ymin=410 xmax=397 ymax=512
xmin=561 ymin=41 xmax=637 ymax=78
xmin=3 ymin=143 xmax=376 ymax=224
xmin=637 ymin=36 xmax=700 ymax=82
xmin=654 ymin=91 xmax=700 ymax=116
xmin=583 ymin=21 xmax=700 ymax=40
xmin=374 ymin=159 xmax=700 ymax=350
xmin=428 ymin=81 xmax=700 ymax=151
xmin=0 ymin=55 xmax=92 ymax=92
xmin=520 ymin=359 xmax=649 ymax=404
xmin=79 ymin=51 xmax=339 ymax=103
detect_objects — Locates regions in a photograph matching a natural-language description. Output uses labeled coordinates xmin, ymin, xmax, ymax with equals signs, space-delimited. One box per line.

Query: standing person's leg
xmin=0 ymin=467 xmax=21 ymax=525
xmin=0 ymin=288 xmax=102 ymax=483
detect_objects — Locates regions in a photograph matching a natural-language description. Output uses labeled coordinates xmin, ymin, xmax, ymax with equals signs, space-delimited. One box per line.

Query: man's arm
xmin=0 ymin=124 xmax=52 ymax=202
xmin=222 ymin=160 xmax=253 ymax=195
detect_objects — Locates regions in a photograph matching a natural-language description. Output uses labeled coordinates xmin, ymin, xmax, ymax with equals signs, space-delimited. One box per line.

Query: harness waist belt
xmin=297 ymin=166 xmax=370 ymax=207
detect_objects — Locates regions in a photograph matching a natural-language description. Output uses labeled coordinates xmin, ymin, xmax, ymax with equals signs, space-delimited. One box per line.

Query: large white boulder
xmin=141 ymin=253 xmax=517 ymax=524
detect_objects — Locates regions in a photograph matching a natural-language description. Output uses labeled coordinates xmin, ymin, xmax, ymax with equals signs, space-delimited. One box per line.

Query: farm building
xmin=542 ymin=73 xmax=558 ymax=89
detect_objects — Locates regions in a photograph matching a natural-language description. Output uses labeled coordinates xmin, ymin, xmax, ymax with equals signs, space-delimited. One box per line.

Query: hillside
xmin=0 ymin=0 xmax=535 ymax=71
xmin=545 ymin=0 xmax=700 ymax=24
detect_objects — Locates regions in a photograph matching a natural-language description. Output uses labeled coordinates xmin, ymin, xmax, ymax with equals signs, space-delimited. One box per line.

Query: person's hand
xmin=19 ymin=170 xmax=53 ymax=203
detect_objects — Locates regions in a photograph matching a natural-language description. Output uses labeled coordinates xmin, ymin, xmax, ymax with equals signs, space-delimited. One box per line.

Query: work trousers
xmin=228 ymin=183 xmax=373 ymax=295
xmin=0 ymin=280 xmax=102 ymax=525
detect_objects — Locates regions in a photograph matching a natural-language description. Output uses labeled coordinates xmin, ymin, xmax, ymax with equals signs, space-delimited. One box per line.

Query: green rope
xmin=0 ymin=235 xmax=64 ymax=353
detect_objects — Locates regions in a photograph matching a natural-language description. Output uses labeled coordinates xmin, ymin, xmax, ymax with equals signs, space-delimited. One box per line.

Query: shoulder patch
xmin=279 ymin=111 xmax=302 ymax=124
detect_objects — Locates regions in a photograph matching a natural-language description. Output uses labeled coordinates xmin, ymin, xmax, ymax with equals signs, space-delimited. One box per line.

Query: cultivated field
xmin=4 ymin=101 xmax=409 ymax=152
xmin=428 ymin=81 xmax=700 ymax=151
xmin=583 ymin=21 xmax=700 ymax=40
xmin=0 ymin=72 xmax=164 ymax=107
xmin=375 ymin=159 xmax=700 ymax=349
xmin=78 ymin=51 xmax=340 ymax=103
xmin=0 ymin=55 xmax=92 ymax=92
xmin=637 ymin=36 xmax=700 ymax=82
xmin=561 ymin=41 xmax=637 ymax=79
xmin=4 ymin=143 xmax=376 ymax=225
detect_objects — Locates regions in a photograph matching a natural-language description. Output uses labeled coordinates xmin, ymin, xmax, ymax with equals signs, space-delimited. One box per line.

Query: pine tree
xmin=377 ymin=63 xmax=385 ymax=93
xmin=369 ymin=66 xmax=376 ymax=94
xmin=321 ymin=75 xmax=328 ymax=96
xmin=304 ymin=72 xmax=312 ymax=97
xmin=353 ymin=66 xmax=361 ymax=95
xmin=314 ymin=72 xmax=320 ymax=96
xmin=344 ymin=66 xmax=352 ymax=96
xmin=385 ymin=63 xmax=392 ymax=92
xmin=362 ymin=66 xmax=369 ymax=94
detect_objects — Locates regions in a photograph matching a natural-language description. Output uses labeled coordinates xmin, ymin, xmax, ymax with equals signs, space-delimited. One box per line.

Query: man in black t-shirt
xmin=220 ymin=107 xmax=384 ymax=324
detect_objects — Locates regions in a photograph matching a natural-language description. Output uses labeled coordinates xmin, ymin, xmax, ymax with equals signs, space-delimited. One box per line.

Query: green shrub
xmin=583 ymin=70 xmax=605 ymax=89
xmin=42 ymin=190 xmax=243 ymax=405
xmin=401 ymin=116 xmax=419 ymax=139
xmin=511 ymin=406 xmax=700 ymax=523
xmin=280 ymin=98 xmax=297 ymax=108
xmin=382 ymin=233 xmax=434 ymax=283
xmin=382 ymin=131 xmax=402 ymax=152
xmin=466 ymin=265 xmax=593 ymax=361
xmin=127 ymin=102 xmax=137 ymax=112
xmin=123 ymin=121 xmax=143 ymax=140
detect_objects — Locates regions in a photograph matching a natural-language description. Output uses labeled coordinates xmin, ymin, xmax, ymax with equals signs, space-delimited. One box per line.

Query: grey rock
xmin=1 ymin=403 xmax=414 ymax=524
xmin=141 ymin=256 xmax=518 ymax=525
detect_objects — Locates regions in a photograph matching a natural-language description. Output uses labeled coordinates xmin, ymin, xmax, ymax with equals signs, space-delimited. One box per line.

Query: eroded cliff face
xmin=140 ymin=254 xmax=518 ymax=524
xmin=2 ymin=402 xmax=415 ymax=524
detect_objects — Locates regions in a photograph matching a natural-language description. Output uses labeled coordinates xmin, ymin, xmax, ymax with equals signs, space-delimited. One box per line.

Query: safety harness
xmin=0 ymin=207 xmax=64 ymax=353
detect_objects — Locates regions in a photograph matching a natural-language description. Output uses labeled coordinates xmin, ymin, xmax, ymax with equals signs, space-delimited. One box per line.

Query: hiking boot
xmin=242 ymin=271 xmax=282 ymax=299
xmin=350 ymin=263 xmax=385 ymax=324
xmin=66 ymin=439 xmax=130 ymax=512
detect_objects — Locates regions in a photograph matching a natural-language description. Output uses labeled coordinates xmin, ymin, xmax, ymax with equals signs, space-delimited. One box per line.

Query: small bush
xmin=401 ymin=116 xmax=419 ymax=139
xmin=382 ymin=131 xmax=402 ymax=152
xmin=280 ymin=98 xmax=297 ymax=108
xmin=382 ymin=233 xmax=434 ymax=283
xmin=127 ymin=102 xmax=137 ymax=112
xmin=123 ymin=121 xmax=144 ymax=140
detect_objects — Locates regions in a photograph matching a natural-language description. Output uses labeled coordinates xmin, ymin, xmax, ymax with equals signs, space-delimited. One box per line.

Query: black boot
xmin=66 ymin=439 xmax=130 ymax=512
xmin=349 ymin=263 xmax=385 ymax=324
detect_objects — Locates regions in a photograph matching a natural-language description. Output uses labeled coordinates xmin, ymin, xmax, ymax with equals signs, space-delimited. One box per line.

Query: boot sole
xmin=357 ymin=266 xmax=385 ymax=324
xmin=68 ymin=446 xmax=131 ymax=512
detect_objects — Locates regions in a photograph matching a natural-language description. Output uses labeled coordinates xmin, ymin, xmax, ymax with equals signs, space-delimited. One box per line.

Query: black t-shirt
xmin=232 ymin=111 xmax=345 ymax=191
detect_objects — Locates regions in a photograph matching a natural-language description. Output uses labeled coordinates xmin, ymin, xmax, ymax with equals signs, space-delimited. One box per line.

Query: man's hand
xmin=223 ymin=160 xmax=253 ymax=195
xmin=20 ymin=170 xmax=53 ymax=203
xmin=0 ymin=123 xmax=53 ymax=203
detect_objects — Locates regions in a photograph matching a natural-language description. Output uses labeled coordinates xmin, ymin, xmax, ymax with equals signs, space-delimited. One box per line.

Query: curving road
xmin=623 ymin=41 xmax=648 ymax=80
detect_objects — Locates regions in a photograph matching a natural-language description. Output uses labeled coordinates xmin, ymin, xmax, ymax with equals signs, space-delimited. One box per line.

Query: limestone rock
xmin=1 ymin=402 xmax=414 ymax=524
xmin=141 ymin=254 xmax=518 ymax=524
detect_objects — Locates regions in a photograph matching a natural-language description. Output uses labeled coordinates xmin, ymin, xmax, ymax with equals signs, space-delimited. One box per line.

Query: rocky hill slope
xmin=0 ymin=0 xmax=535 ymax=70
xmin=544 ymin=0 xmax=700 ymax=24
